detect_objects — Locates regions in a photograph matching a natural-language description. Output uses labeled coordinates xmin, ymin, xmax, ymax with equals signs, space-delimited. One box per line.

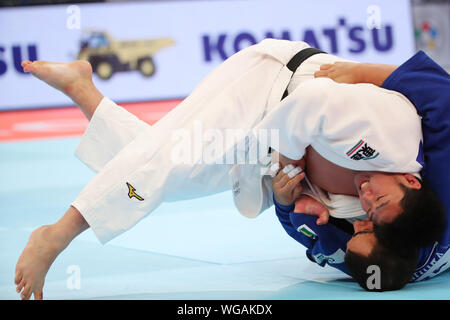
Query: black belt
xmin=268 ymin=47 xmax=324 ymax=155
xmin=281 ymin=47 xmax=325 ymax=100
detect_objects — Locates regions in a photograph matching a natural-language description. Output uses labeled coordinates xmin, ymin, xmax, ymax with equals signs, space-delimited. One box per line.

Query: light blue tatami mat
xmin=1 ymin=138 xmax=449 ymax=300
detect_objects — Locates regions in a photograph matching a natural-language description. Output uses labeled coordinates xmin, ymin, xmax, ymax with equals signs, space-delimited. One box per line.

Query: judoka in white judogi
xmin=71 ymin=39 xmax=422 ymax=244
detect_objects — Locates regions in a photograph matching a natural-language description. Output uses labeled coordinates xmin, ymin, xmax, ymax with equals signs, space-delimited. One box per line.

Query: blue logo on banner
xmin=0 ymin=44 xmax=38 ymax=76
xmin=202 ymin=17 xmax=394 ymax=62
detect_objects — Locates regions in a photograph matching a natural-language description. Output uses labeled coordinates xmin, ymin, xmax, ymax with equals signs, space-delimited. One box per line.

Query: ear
xmin=403 ymin=173 xmax=422 ymax=190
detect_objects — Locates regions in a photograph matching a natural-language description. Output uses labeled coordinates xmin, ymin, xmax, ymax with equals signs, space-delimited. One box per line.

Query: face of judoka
xmin=346 ymin=219 xmax=376 ymax=256
xmin=354 ymin=172 xmax=422 ymax=225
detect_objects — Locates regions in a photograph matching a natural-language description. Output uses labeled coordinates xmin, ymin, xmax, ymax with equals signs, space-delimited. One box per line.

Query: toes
xmin=14 ymin=271 xmax=23 ymax=285
xmin=34 ymin=290 xmax=43 ymax=300
xmin=21 ymin=60 xmax=34 ymax=72
xmin=16 ymin=279 xmax=26 ymax=293
xmin=21 ymin=284 xmax=32 ymax=300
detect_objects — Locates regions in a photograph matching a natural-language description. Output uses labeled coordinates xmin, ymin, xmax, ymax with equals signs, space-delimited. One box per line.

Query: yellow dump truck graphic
xmin=78 ymin=31 xmax=175 ymax=80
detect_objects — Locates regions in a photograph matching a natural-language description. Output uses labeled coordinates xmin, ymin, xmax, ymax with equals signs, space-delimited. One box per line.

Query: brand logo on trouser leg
xmin=126 ymin=182 xmax=144 ymax=201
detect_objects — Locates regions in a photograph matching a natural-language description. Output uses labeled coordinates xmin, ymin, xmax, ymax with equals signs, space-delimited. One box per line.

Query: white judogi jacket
xmin=232 ymin=77 xmax=424 ymax=219
xmin=72 ymin=39 xmax=422 ymax=244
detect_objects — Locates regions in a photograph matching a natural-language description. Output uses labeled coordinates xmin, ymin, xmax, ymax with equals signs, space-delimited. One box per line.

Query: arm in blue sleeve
xmin=382 ymin=51 xmax=450 ymax=274
xmin=382 ymin=51 xmax=450 ymax=141
xmin=382 ymin=51 xmax=450 ymax=121
xmin=381 ymin=51 xmax=450 ymax=225
xmin=274 ymin=197 xmax=352 ymax=275
xmin=273 ymin=200 xmax=298 ymax=240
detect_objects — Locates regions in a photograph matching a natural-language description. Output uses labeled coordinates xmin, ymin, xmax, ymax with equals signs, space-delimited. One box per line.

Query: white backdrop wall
xmin=0 ymin=0 xmax=415 ymax=110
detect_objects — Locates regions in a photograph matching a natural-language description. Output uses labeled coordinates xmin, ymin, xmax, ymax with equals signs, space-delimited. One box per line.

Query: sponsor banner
xmin=0 ymin=0 xmax=414 ymax=110
xmin=413 ymin=3 xmax=450 ymax=70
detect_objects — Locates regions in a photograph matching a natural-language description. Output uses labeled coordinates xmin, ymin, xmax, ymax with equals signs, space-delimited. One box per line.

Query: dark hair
xmin=374 ymin=180 xmax=446 ymax=252
xmin=345 ymin=242 xmax=418 ymax=291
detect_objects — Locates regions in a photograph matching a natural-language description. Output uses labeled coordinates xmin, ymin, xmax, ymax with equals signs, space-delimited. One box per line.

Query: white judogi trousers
xmin=72 ymin=39 xmax=351 ymax=244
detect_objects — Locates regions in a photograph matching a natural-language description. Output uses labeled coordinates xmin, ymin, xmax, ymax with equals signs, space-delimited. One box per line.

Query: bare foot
xmin=22 ymin=60 xmax=92 ymax=95
xmin=22 ymin=60 xmax=103 ymax=119
xmin=294 ymin=195 xmax=330 ymax=225
xmin=15 ymin=225 xmax=68 ymax=300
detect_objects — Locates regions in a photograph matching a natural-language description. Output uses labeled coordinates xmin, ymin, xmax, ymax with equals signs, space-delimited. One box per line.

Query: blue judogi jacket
xmin=275 ymin=51 xmax=450 ymax=281
xmin=275 ymin=199 xmax=352 ymax=274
